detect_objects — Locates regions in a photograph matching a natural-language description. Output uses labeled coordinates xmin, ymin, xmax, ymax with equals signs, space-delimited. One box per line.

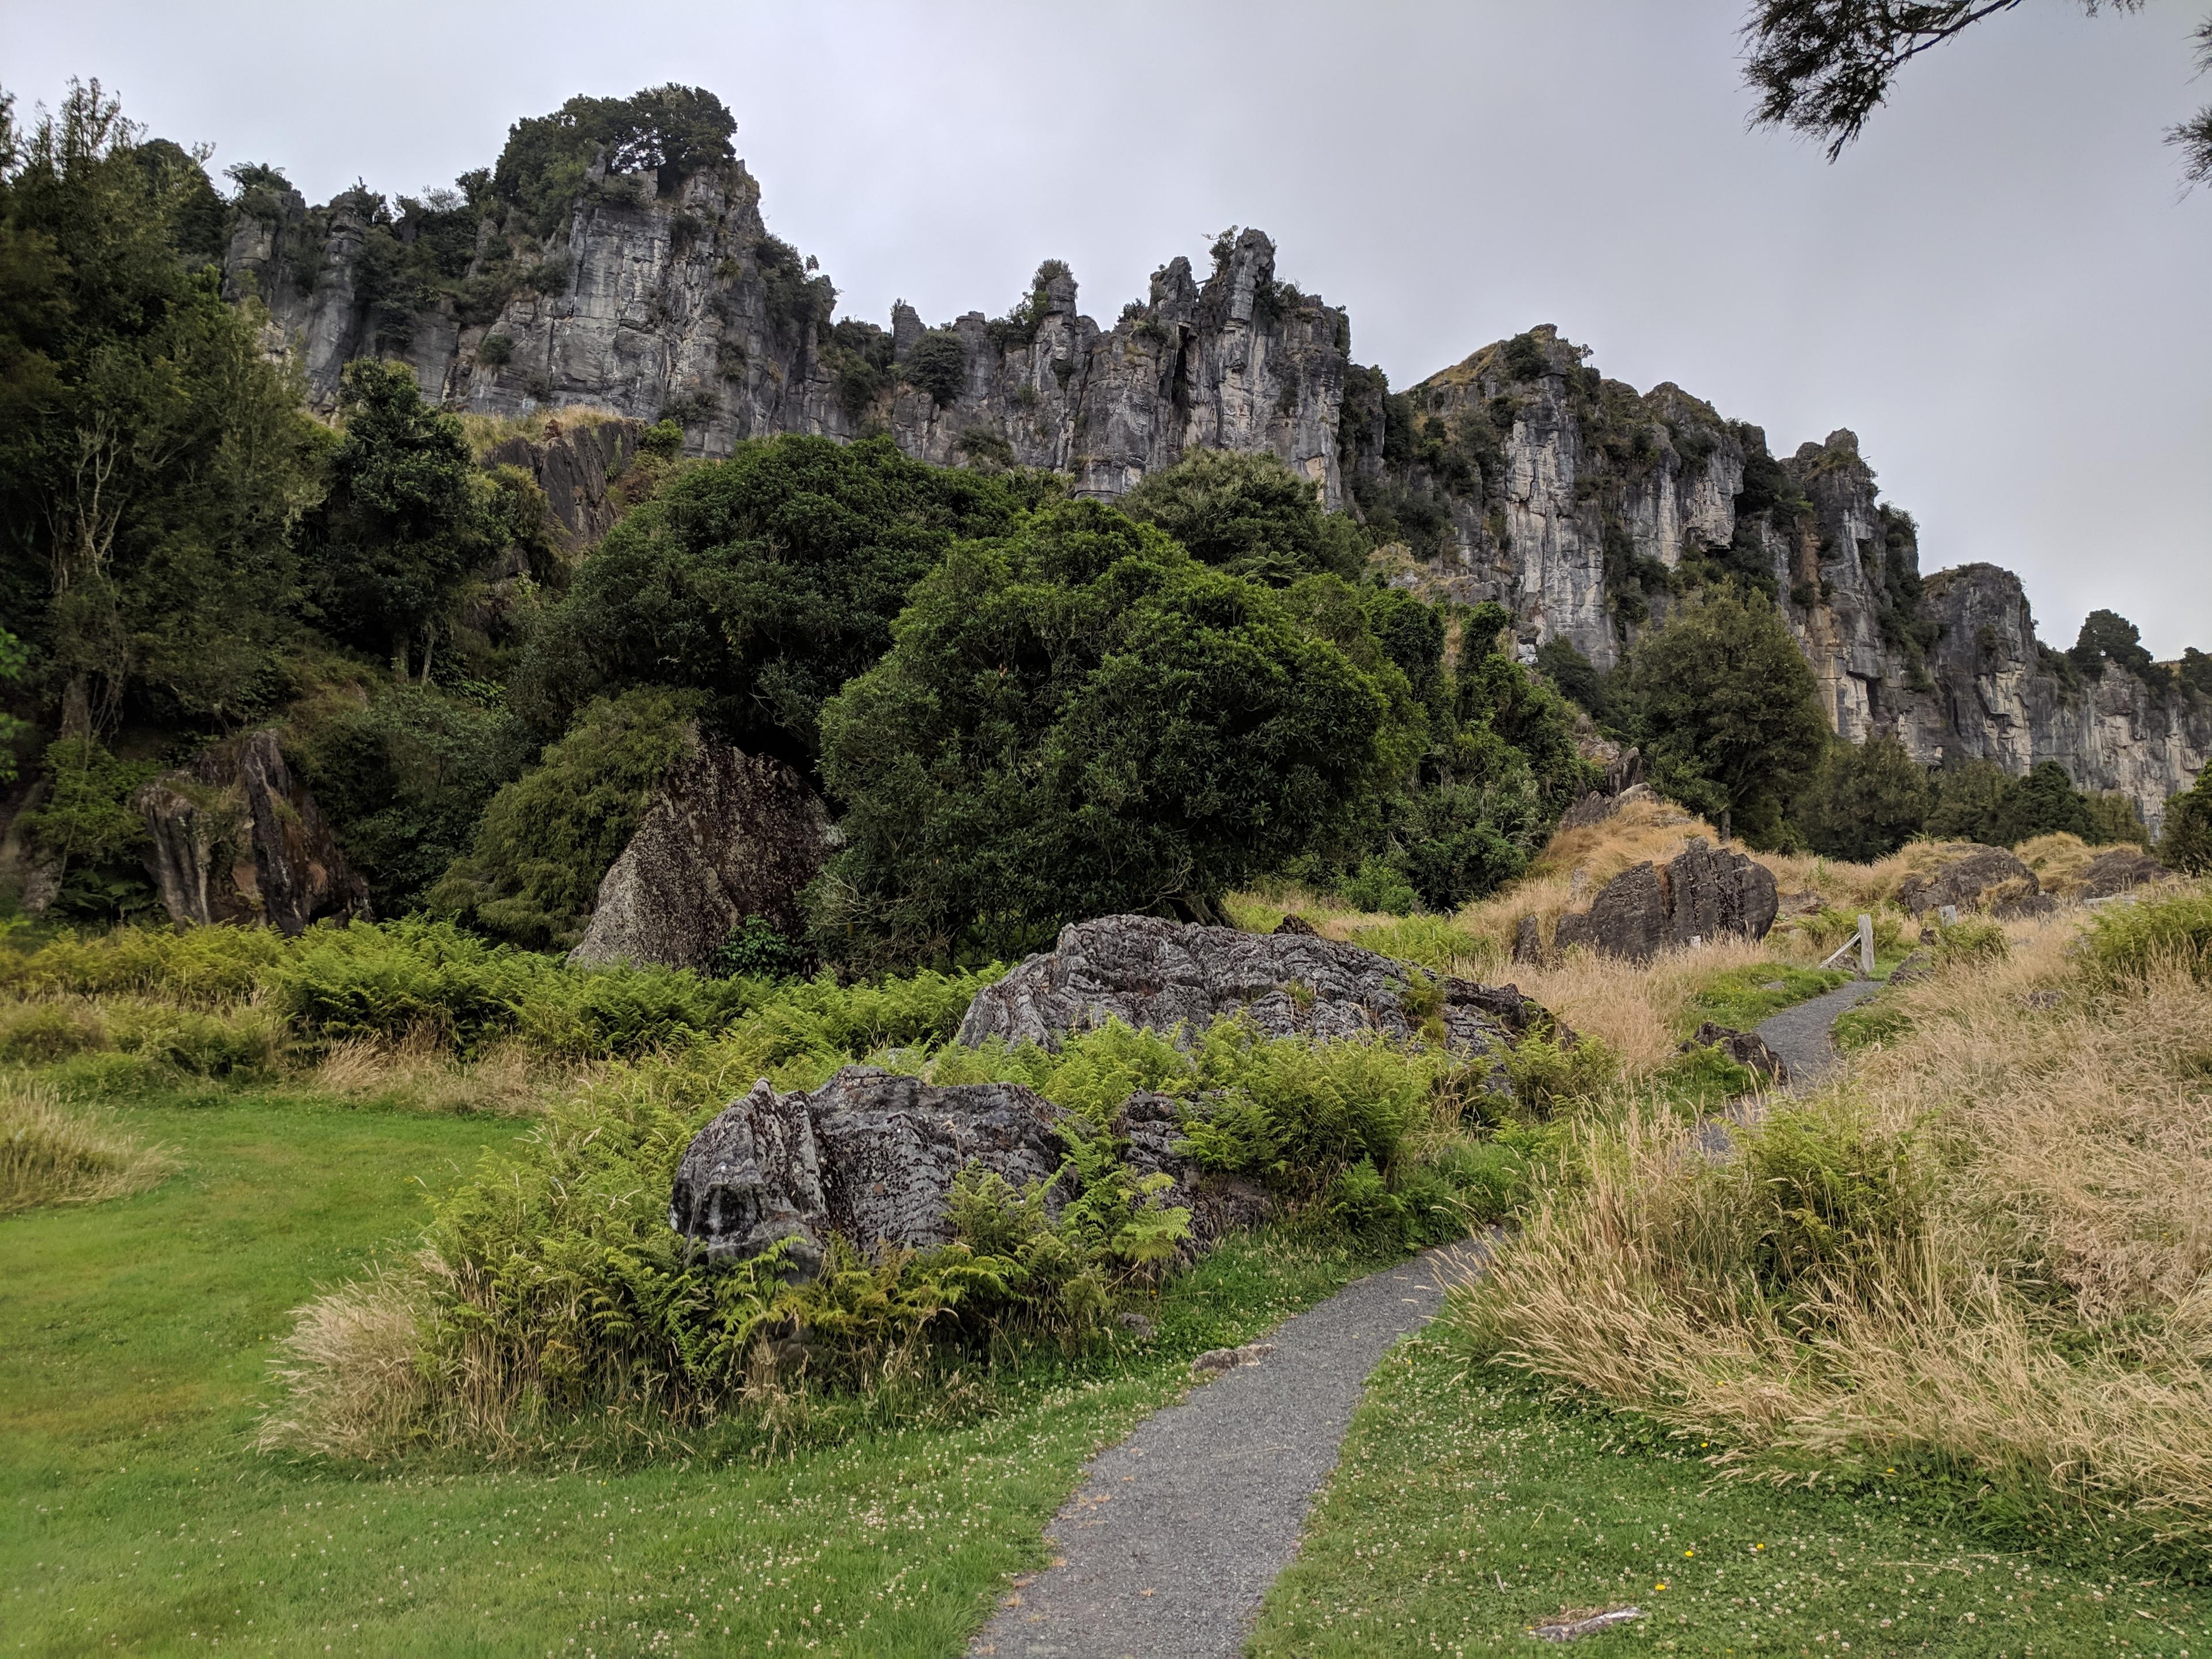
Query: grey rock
xmin=2079 ymin=846 xmax=2167 ymax=899
xmin=1895 ymin=846 xmax=2037 ymax=916
xmin=479 ymin=418 xmax=642 ymax=557
xmin=669 ymin=1068 xmax=1070 ymax=1272
xmin=953 ymin=914 xmax=1545 ymax=1060
xmin=1993 ymin=892 xmax=2060 ymax=921
xmin=1271 ymin=912 xmax=1319 ymax=937
xmin=1887 ymin=949 xmax=1935 ymax=986
xmin=1191 ymin=1342 xmax=1275 ymax=1375
xmin=1552 ymin=842 xmax=1778 ymax=963
xmin=1512 ymin=913 xmax=1544 ymax=966
xmin=568 ymin=738 xmax=835 ymax=972
xmin=135 ymin=730 xmax=372 ymax=935
xmin=1680 ymin=1021 xmax=1787 ymax=1084
xmin=1117 ymin=1091 xmax=1277 ymax=1247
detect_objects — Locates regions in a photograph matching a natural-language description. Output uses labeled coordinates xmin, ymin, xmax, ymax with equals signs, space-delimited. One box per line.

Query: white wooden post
xmin=1858 ymin=913 xmax=1874 ymax=978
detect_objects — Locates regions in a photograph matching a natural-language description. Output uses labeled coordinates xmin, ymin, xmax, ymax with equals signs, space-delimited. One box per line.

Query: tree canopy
xmin=812 ymin=500 xmax=1414 ymax=969
xmin=493 ymin=85 xmax=736 ymax=237
xmin=1122 ymin=448 xmax=1367 ymax=586
xmin=1623 ymin=588 xmax=1830 ymax=846
xmin=1740 ymin=1 xmax=2210 ymax=185
xmin=1794 ymin=734 xmax=1937 ymax=860
xmin=514 ymin=434 xmax=1053 ymax=768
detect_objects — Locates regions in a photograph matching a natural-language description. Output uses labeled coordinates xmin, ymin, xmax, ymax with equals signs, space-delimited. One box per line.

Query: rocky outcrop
xmin=669 ymin=1069 xmax=1071 ymax=1273
xmin=480 ymin=418 xmax=643 ymax=558
xmin=225 ymin=137 xmax=2205 ymax=820
xmin=134 ymin=731 xmax=372 ymax=934
xmin=567 ymin=739 xmax=836 ymax=972
xmin=1893 ymin=846 xmax=2037 ymax=917
xmin=954 ymin=914 xmax=1547 ymax=1060
xmin=2080 ymin=846 xmax=2168 ymax=899
xmin=1551 ymin=841 xmax=1778 ymax=963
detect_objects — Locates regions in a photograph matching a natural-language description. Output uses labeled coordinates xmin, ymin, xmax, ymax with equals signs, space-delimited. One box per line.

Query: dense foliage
xmin=813 ymin=501 xmax=1415 ymax=968
xmin=0 ymin=82 xmax=325 ymax=743
xmin=1622 ymin=587 xmax=1828 ymax=847
xmin=429 ymin=690 xmax=699 ymax=950
xmin=1793 ymin=734 xmax=1937 ymax=861
xmin=492 ymin=84 xmax=736 ymax=238
xmin=514 ymin=435 xmax=1049 ymax=767
xmin=1122 ymin=449 xmax=1366 ymax=585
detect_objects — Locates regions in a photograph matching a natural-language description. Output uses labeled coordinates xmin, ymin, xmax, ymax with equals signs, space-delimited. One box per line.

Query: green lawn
xmin=1251 ymin=1332 xmax=2209 ymax=1657
xmin=1 ymin=1084 xmax=1381 ymax=1656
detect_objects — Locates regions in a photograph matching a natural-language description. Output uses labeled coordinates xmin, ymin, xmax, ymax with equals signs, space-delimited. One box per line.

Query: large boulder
xmin=1894 ymin=846 xmax=2037 ymax=917
xmin=669 ymin=1068 xmax=1070 ymax=1272
xmin=1550 ymin=840 xmax=1777 ymax=963
xmin=568 ymin=743 xmax=836 ymax=972
xmin=135 ymin=730 xmax=371 ymax=934
xmin=953 ymin=914 xmax=1547 ymax=1058
xmin=2080 ymin=846 xmax=2167 ymax=900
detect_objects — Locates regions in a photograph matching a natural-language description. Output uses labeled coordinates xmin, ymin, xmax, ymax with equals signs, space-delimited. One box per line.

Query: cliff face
xmin=226 ymin=158 xmax=2205 ymax=830
xmin=229 ymin=164 xmax=1351 ymax=506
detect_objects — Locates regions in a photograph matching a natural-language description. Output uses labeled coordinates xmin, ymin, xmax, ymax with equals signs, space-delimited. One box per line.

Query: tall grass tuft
xmin=1449 ymin=894 xmax=2212 ymax=1544
xmin=0 ymin=1079 xmax=176 ymax=1213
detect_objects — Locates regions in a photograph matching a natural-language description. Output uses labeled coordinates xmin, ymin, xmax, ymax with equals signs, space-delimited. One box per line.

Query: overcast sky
xmin=7 ymin=1 xmax=2209 ymax=654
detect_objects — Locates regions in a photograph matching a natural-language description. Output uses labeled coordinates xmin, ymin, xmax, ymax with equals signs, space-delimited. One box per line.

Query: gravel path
xmin=1756 ymin=980 xmax=1879 ymax=1091
xmin=968 ymin=1248 xmax=1467 ymax=1659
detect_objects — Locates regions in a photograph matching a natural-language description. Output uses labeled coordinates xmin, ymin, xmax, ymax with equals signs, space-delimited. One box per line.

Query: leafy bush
xmin=429 ymin=689 xmax=698 ymax=950
xmin=1740 ymin=1105 xmax=1929 ymax=1304
xmin=1931 ymin=916 xmax=2008 ymax=969
xmin=109 ymin=1003 xmax=282 ymax=1078
xmin=2158 ymin=771 xmax=2212 ymax=874
xmin=0 ymin=1001 xmax=109 ymax=1065
xmin=266 ymin=919 xmax=553 ymax=1051
xmin=1340 ymin=857 xmax=1418 ymax=916
xmin=1121 ymin=448 xmax=1366 ymax=585
xmin=1497 ymin=1034 xmax=1619 ymax=1118
xmin=1793 ymin=736 xmax=1934 ymax=860
xmin=0 ymin=923 xmax=286 ymax=1005
xmin=711 ymin=916 xmax=806 ymax=980
xmin=814 ymin=501 xmax=1415 ymax=969
xmin=2081 ymin=888 xmax=2212 ymax=988
xmin=513 ymin=434 xmax=1041 ymax=765
xmin=902 ymin=329 xmax=967 ymax=406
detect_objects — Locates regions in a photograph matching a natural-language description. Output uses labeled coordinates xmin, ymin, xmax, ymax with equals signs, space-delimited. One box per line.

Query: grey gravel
xmin=1755 ymin=980 xmax=1879 ymax=1092
xmin=968 ymin=1248 xmax=1467 ymax=1659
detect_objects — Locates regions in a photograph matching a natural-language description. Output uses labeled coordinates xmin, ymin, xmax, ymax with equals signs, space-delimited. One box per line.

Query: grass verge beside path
xmin=1251 ymin=1334 xmax=2209 ymax=1657
xmin=1 ymin=1080 xmax=1386 ymax=1656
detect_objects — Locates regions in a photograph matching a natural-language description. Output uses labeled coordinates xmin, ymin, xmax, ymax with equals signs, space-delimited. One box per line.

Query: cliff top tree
xmin=1623 ymin=586 xmax=1829 ymax=847
xmin=493 ymin=85 xmax=736 ymax=237
xmin=1740 ymin=2 xmax=2211 ymax=185
xmin=812 ymin=499 xmax=1412 ymax=969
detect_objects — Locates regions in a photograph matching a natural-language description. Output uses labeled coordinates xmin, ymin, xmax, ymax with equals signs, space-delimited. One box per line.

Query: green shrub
xmin=478 ymin=332 xmax=514 ymax=366
xmin=1931 ymin=916 xmax=2008 ymax=969
xmin=0 ymin=925 xmax=285 ymax=1005
xmin=711 ymin=916 xmax=805 ymax=981
xmin=266 ymin=919 xmax=552 ymax=1051
xmin=1498 ymin=1034 xmax=1618 ymax=1118
xmin=1340 ymin=857 xmax=1418 ymax=916
xmin=510 ymin=965 xmax=753 ymax=1060
xmin=429 ymin=688 xmax=699 ymax=951
xmin=1655 ymin=1043 xmax=1760 ymax=1106
xmin=1740 ymin=1105 xmax=1929 ymax=1302
xmin=0 ymin=1001 xmax=109 ymax=1065
xmin=2081 ymin=888 xmax=2212 ymax=988
xmin=902 ymin=329 xmax=967 ymax=406
xmin=109 ymin=1003 xmax=283 ymax=1078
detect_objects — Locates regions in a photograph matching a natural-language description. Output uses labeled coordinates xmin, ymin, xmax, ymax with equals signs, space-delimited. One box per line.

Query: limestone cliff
xmin=225 ymin=153 xmax=2205 ymax=830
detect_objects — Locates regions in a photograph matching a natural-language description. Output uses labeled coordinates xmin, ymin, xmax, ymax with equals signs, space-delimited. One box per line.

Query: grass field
xmin=1251 ymin=1332 xmax=2210 ymax=1657
xmin=0 ymin=1080 xmax=1385 ymax=1656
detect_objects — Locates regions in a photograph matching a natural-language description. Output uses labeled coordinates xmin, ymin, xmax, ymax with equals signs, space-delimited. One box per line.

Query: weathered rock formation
xmin=480 ymin=417 xmax=643 ymax=558
xmin=1551 ymin=841 xmax=1778 ymax=963
xmin=224 ymin=140 xmax=2205 ymax=826
xmin=134 ymin=730 xmax=372 ymax=934
xmin=567 ymin=738 xmax=836 ymax=972
xmin=2079 ymin=846 xmax=2168 ymax=899
xmin=1893 ymin=846 xmax=2037 ymax=917
xmin=954 ymin=914 xmax=1546 ymax=1059
xmin=669 ymin=1068 xmax=1070 ymax=1272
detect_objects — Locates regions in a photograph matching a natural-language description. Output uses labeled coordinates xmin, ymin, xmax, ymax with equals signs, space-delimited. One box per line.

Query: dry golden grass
xmin=2013 ymin=831 xmax=2101 ymax=897
xmin=312 ymin=1032 xmax=555 ymax=1116
xmin=1448 ymin=901 xmax=2212 ymax=1539
xmin=453 ymin=402 xmax=629 ymax=459
xmin=0 ymin=1076 xmax=176 ymax=1213
xmin=1488 ymin=935 xmax=1780 ymax=1077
